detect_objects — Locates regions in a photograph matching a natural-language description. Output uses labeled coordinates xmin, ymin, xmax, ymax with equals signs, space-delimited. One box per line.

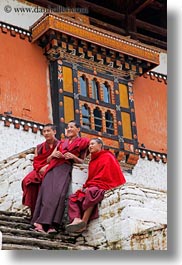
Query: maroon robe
xmin=22 ymin=140 xmax=59 ymax=216
xmin=31 ymin=137 xmax=89 ymax=229
xmin=68 ymin=150 xmax=126 ymax=222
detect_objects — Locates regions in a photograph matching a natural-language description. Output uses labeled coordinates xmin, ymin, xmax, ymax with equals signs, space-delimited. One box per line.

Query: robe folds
xmin=84 ymin=150 xmax=126 ymax=190
xmin=22 ymin=140 xmax=59 ymax=215
xmin=68 ymin=150 xmax=126 ymax=222
xmin=31 ymin=137 xmax=89 ymax=228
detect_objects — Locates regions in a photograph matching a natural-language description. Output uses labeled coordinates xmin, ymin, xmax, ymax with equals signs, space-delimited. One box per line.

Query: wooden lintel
xmin=130 ymin=0 xmax=155 ymax=16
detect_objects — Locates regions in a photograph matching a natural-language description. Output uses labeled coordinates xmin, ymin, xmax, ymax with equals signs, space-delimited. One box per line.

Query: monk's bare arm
xmin=34 ymin=147 xmax=38 ymax=157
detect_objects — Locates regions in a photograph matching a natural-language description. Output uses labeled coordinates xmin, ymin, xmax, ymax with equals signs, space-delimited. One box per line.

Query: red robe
xmin=31 ymin=137 xmax=90 ymax=227
xmin=84 ymin=150 xmax=126 ymax=190
xmin=22 ymin=140 xmax=59 ymax=215
xmin=68 ymin=150 xmax=126 ymax=222
xmin=43 ymin=137 xmax=90 ymax=176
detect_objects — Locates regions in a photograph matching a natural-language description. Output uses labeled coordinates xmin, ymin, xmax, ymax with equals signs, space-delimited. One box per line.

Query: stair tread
xmin=0 ymin=210 xmax=94 ymax=250
xmin=2 ymin=234 xmax=93 ymax=250
xmin=0 ymin=219 xmax=32 ymax=230
xmin=0 ymin=214 xmax=30 ymax=223
xmin=0 ymin=225 xmax=76 ymax=243
xmin=2 ymin=244 xmax=41 ymax=250
xmin=0 ymin=210 xmax=27 ymax=218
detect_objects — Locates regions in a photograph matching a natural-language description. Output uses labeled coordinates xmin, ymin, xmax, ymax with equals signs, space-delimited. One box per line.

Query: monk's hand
xmin=47 ymin=150 xmax=64 ymax=162
xmin=52 ymin=151 xmax=64 ymax=159
xmin=39 ymin=164 xmax=49 ymax=175
xmin=64 ymin=152 xmax=75 ymax=160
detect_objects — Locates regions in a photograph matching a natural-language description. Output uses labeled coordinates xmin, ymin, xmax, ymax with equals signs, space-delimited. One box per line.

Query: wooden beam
xmin=130 ymin=31 xmax=166 ymax=50
xmin=75 ymin=0 xmax=166 ymax=37
xmin=29 ymin=0 xmax=59 ymax=8
xmin=90 ymin=17 xmax=126 ymax=35
xmin=136 ymin=19 xmax=167 ymax=37
xmin=75 ymin=0 xmax=125 ymax=21
xmin=130 ymin=0 xmax=155 ymax=16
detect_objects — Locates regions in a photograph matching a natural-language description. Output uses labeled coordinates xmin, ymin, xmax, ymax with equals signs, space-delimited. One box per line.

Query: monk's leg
xmin=82 ymin=206 xmax=94 ymax=225
xmin=67 ymin=195 xmax=82 ymax=223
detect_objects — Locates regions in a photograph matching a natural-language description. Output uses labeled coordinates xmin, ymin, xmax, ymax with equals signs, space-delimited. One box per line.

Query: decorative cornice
xmin=30 ymin=13 xmax=160 ymax=65
xmin=116 ymin=146 xmax=167 ymax=167
xmin=0 ymin=21 xmax=32 ymax=41
xmin=0 ymin=115 xmax=44 ymax=134
xmin=143 ymin=71 xmax=167 ymax=84
xmin=137 ymin=148 xmax=167 ymax=163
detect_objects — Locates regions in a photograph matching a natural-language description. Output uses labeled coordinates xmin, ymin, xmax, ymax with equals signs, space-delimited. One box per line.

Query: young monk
xmin=21 ymin=124 xmax=59 ymax=217
xmin=31 ymin=121 xmax=89 ymax=234
xmin=66 ymin=138 xmax=126 ymax=233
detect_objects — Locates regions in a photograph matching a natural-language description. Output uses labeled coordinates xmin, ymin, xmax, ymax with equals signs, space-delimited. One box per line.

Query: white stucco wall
xmin=0 ymin=121 xmax=44 ymax=161
xmin=153 ymin=53 xmax=167 ymax=75
xmin=0 ymin=0 xmax=43 ymax=30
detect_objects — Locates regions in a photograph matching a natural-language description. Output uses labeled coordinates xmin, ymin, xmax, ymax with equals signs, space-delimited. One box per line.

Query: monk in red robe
xmin=31 ymin=121 xmax=90 ymax=234
xmin=21 ymin=124 xmax=59 ymax=217
xmin=66 ymin=138 xmax=126 ymax=233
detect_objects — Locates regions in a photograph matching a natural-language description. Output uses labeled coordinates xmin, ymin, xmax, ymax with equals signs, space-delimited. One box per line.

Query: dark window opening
xmin=102 ymin=82 xmax=111 ymax=103
xmin=80 ymin=75 xmax=88 ymax=97
xmin=105 ymin=110 xmax=114 ymax=134
xmin=82 ymin=104 xmax=91 ymax=129
xmin=93 ymin=107 xmax=102 ymax=132
xmin=92 ymin=78 xmax=100 ymax=100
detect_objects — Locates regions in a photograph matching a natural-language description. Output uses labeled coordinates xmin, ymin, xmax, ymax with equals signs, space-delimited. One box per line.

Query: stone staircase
xmin=0 ymin=211 xmax=95 ymax=250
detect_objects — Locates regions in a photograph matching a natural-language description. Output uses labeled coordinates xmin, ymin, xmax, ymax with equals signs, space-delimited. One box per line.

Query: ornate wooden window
xmin=105 ymin=110 xmax=114 ymax=135
xmin=80 ymin=75 xmax=89 ymax=97
xmin=53 ymin=61 xmax=137 ymax=154
xmin=92 ymin=78 xmax=100 ymax=100
xmin=102 ymin=82 xmax=111 ymax=103
xmin=81 ymin=104 xmax=91 ymax=129
xmin=93 ymin=107 xmax=102 ymax=132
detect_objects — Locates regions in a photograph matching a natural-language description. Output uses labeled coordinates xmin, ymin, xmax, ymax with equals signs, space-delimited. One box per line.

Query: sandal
xmin=75 ymin=226 xmax=87 ymax=233
xmin=66 ymin=221 xmax=86 ymax=233
xmin=47 ymin=228 xmax=58 ymax=235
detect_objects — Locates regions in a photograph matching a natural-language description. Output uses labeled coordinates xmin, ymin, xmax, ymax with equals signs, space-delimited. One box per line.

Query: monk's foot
xmin=33 ymin=223 xmax=45 ymax=233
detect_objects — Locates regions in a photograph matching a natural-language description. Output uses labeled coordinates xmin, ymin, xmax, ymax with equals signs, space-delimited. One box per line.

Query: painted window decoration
xmin=81 ymin=104 xmax=91 ymax=129
xmin=80 ymin=75 xmax=89 ymax=97
xmin=105 ymin=110 xmax=114 ymax=135
xmin=93 ymin=107 xmax=102 ymax=132
xmin=77 ymin=71 xmax=134 ymax=143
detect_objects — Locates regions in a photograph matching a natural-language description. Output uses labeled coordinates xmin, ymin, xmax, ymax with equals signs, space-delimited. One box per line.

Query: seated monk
xmin=21 ymin=124 xmax=59 ymax=217
xmin=66 ymin=137 xmax=126 ymax=233
xmin=30 ymin=121 xmax=90 ymax=234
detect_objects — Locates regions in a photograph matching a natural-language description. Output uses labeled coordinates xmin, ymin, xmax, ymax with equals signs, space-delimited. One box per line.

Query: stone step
xmin=0 ymin=213 xmax=30 ymax=224
xmin=2 ymin=234 xmax=80 ymax=250
xmin=0 ymin=219 xmax=32 ymax=230
xmin=0 ymin=210 xmax=94 ymax=250
xmin=2 ymin=244 xmax=41 ymax=250
xmin=0 ymin=225 xmax=76 ymax=244
xmin=0 ymin=210 xmax=28 ymax=218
